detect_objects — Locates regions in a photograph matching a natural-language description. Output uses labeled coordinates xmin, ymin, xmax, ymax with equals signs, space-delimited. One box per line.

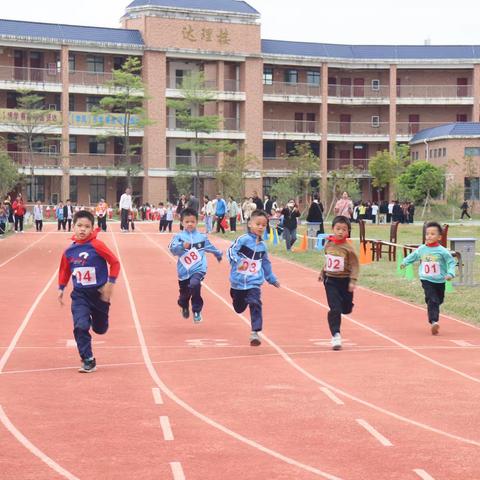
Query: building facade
xmin=2 ymin=0 xmax=480 ymax=205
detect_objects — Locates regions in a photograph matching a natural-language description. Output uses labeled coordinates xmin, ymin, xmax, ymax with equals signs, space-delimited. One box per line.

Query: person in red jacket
xmin=58 ymin=210 xmax=120 ymax=373
xmin=12 ymin=194 xmax=26 ymax=233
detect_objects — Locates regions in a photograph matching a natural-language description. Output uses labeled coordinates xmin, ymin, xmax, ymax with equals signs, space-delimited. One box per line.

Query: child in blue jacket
xmin=168 ymin=208 xmax=223 ymax=323
xmin=401 ymin=221 xmax=456 ymax=335
xmin=228 ymin=209 xmax=280 ymax=346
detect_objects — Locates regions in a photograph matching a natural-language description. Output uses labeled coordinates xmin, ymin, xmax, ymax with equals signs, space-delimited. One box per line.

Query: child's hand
xmin=445 ymin=275 xmax=453 ymax=281
xmin=272 ymin=281 xmax=281 ymax=288
xmin=400 ymin=264 xmax=406 ymax=270
xmin=237 ymin=263 xmax=248 ymax=271
xmin=217 ymin=255 xmax=222 ymax=263
xmin=98 ymin=283 xmax=113 ymax=303
xmin=348 ymin=282 xmax=356 ymax=292
xmin=183 ymin=242 xmax=191 ymax=250
xmin=318 ymin=271 xmax=324 ymax=282
xmin=57 ymin=290 xmax=64 ymax=306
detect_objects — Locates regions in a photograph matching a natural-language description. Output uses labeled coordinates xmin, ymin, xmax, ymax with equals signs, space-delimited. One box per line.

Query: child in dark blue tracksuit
xmin=228 ymin=209 xmax=280 ymax=346
xmin=168 ymin=208 xmax=222 ymax=323
xmin=58 ymin=210 xmax=120 ymax=373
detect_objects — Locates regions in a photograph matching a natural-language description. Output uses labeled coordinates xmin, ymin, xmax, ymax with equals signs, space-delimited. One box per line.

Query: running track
xmin=1 ymin=223 xmax=479 ymax=479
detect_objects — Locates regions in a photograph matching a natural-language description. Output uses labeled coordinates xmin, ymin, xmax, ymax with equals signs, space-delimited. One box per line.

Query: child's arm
xmin=443 ymin=249 xmax=457 ymax=280
xmin=348 ymin=248 xmax=360 ymax=291
xmin=204 ymin=238 xmax=223 ymax=262
xmin=262 ymin=251 xmax=280 ymax=288
xmin=58 ymin=254 xmax=71 ymax=305
xmin=401 ymin=247 xmax=421 ymax=268
xmin=168 ymin=235 xmax=187 ymax=256
xmin=227 ymin=236 xmax=244 ymax=265
xmin=91 ymin=239 xmax=120 ymax=283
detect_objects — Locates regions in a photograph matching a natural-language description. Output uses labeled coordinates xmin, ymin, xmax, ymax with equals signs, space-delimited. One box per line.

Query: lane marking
xmin=320 ymin=387 xmax=344 ymax=406
xmin=160 ymin=416 xmax=174 ymax=441
xmin=152 ymin=387 xmax=164 ymax=405
xmin=148 ymin=233 xmax=480 ymax=448
xmin=170 ymin=462 xmax=186 ymax=480
xmin=0 ymin=406 xmax=80 ymax=479
xmin=356 ymin=419 xmax=393 ymax=447
xmin=413 ymin=469 xmax=436 ymax=479
xmin=450 ymin=340 xmax=476 ymax=347
xmin=114 ymin=233 xmax=343 ymax=480
xmin=0 ymin=234 xmax=49 ymax=269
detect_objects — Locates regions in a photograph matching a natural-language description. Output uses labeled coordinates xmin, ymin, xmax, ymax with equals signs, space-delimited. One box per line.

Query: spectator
xmin=63 ymin=199 xmax=74 ymax=232
xmin=252 ymin=191 xmax=263 ymax=211
xmin=12 ymin=194 xmax=26 ymax=233
xmin=33 ymin=200 xmax=44 ymax=232
xmin=96 ymin=198 xmax=108 ymax=232
xmin=408 ymin=202 xmax=415 ymax=224
xmin=264 ymin=195 xmax=273 ymax=215
xmin=334 ymin=192 xmax=353 ymax=219
xmin=460 ymin=201 xmax=471 ymax=220
xmin=202 ymin=195 xmax=214 ymax=233
xmin=227 ymin=196 xmax=239 ymax=232
xmin=215 ymin=193 xmax=227 ymax=234
xmin=392 ymin=200 xmax=403 ymax=223
xmin=119 ymin=187 xmax=133 ymax=232
xmin=306 ymin=194 xmax=324 ymax=234
xmin=281 ymin=200 xmax=301 ymax=251
xmin=387 ymin=200 xmax=395 ymax=223
xmin=187 ymin=192 xmax=199 ymax=213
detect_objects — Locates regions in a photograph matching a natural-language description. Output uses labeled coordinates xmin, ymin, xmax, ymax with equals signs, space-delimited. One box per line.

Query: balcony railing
xmin=70 ymin=154 xmax=142 ymax=169
xmin=167 ymin=115 xmax=240 ymax=131
xmin=327 ymin=158 xmax=370 ymax=172
xmin=168 ymin=155 xmax=218 ymax=169
xmin=396 ymin=122 xmax=447 ymax=136
xmin=328 ymin=122 xmax=390 ymax=135
xmin=263 ymin=81 xmax=321 ymax=97
xmin=170 ymin=76 xmax=240 ymax=92
xmin=8 ymin=151 xmax=60 ymax=168
xmin=69 ymin=70 xmax=113 ymax=86
xmin=0 ymin=65 xmax=61 ymax=84
xmin=396 ymin=85 xmax=473 ymax=98
xmin=263 ymin=119 xmax=319 ymax=134
xmin=328 ymin=84 xmax=390 ymax=98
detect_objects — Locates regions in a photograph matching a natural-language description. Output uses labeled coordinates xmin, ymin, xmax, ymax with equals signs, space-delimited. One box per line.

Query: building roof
xmin=411 ymin=123 xmax=480 ymax=144
xmin=126 ymin=0 xmax=259 ymax=15
xmin=0 ymin=18 xmax=144 ymax=48
xmin=262 ymin=39 xmax=480 ymax=60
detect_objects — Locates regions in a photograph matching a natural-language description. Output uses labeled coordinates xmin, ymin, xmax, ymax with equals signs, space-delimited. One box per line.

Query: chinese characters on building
xmin=182 ymin=25 xmax=230 ymax=45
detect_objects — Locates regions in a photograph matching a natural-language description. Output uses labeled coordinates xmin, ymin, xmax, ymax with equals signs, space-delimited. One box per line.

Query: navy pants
xmin=71 ymin=288 xmax=110 ymax=360
xmin=230 ymin=288 xmax=263 ymax=332
xmin=421 ymin=280 xmax=445 ymax=324
xmin=178 ymin=273 xmax=204 ymax=313
xmin=323 ymin=276 xmax=354 ymax=336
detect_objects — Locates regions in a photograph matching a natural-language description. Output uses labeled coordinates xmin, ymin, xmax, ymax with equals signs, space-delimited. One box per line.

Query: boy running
xmin=228 ymin=209 xmax=280 ymax=346
xmin=318 ymin=216 xmax=359 ymax=351
xmin=168 ymin=208 xmax=223 ymax=323
xmin=58 ymin=210 xmax=120 ymax=372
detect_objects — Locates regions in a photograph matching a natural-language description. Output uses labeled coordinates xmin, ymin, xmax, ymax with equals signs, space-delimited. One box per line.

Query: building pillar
xmin=142 ymin=50 xmax=167 ymax=204
xmin=60 ymin=45 xmax=70 ymax=202
xmin=473 ymin=64 xmax=480 ymax=122
xmin=389 ymin=64 xmax=397 ymax=154
xmin=320 ymin=62 xmax=329 ymax=205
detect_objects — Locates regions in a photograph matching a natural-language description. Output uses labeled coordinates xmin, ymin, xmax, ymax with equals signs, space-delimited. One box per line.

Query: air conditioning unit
xmin=48 ymin=104 xmax=57 ymax=110
xmin=371 ymin=79 xmax=380 ymax=91
xmin=371 ymin=115 xmax=380 ymax=128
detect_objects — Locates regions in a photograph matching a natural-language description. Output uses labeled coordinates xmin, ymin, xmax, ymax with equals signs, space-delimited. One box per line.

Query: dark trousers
xmin=166 ymin=220 xmax=173 ymax=232
xmin=421 ymin=280 xmax=445 ymax=324
xmin=371 ymin=215 xmax=376 ymax=224
xmin=64 ymin=218 xmax=72 ymax=231
xmin=35 ymin=220 xmax=43 ymax=231
xmin=14 ymin=215 xmax=24 ymax=231
xmin=58 ymin=219 xmax=65 ymax=231
xmin=216 ymin=214 xmax=225 ymax=233
xmin=98 ymin=216 xmax=107 ymax=231
xmin=71 ymin=288 xmax=110 ymax=360
xmin=323 ymin=276 xmax=354 ymax=336
xmin=178 ymin=272 xmax=204 ymax=313
xmin=229 ymin=216 xmax=237 ymax=232
xmin=230 ymin=288 xmax=263 ymax=332
xmin=159 ymin=218 xmax=167 ymax=232
xmin=386 ymin=213 xmax=392 ymax=223
xmin=121 ymin=209 xmax=129 ymax=230
xmin=0 ymin=222 xmax=5 ymax=234
xmin=461 ymin=210 xmax=471 ymax=219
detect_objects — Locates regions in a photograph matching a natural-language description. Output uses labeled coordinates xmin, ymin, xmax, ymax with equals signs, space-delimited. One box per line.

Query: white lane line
xmin=114 ymin=233 xmax=343 ymax=480
xmin=0 ymin=234 xmax=49 ymax=269
xmin=152 ymin=387 xmax=164 ymax=405
xmin=356 ymin=419 xmax=393 ymax=446
xmin=0 ymin=406 xmax=79 ymax=479
xmin=148 ymin=233 xmax=480 ymax=448
xmin=450 ymin=340 xmax=475 ymax=347
xmin=170 ymin=462 xmax=186 ymax=480
xmin=319 ymin=387 xmax=344 ymax=405
xmin=160 ymin=416 xmax=174 ymax=441
xmin=413 ymin=468 xmax=436 ymax=479
xmin=282 ymin=285 xmax=480 ymax=385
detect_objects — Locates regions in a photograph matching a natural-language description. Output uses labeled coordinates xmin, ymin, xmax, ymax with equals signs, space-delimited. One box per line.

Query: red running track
xmin=0 ymin=222 xmax=479 ymax=479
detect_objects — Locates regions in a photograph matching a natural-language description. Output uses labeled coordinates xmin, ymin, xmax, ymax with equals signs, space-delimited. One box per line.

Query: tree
xmin=167 ymin=72 xmax=236 ymax=196
xmin=13 ymin=89 xmax=60 ymax=201
xmin=171 ymin=165 xmax=193 ymax=198
xmin=269 ymin=177 xmax=298 ymax=205
xmin=0 ymin=150 xmax=20 ymax=198
xmin=369 ymin=149 xmax=399 ymax=202
xmin=216 ymin=153 xmax=257 ymax=199
xmin=98 ymin=57 xmax=151 ymax=188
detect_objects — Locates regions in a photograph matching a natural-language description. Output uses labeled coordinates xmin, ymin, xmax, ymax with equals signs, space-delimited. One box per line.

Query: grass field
xmin=216 ymin=222 xmax=480 ymax=325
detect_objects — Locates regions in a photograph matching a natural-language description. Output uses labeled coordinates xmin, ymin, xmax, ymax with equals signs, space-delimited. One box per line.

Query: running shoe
xmin=181 ymin=306 xmax=190 ymax=319
xmin=193 ymin=312 xmax=202 ymax=324
xmin=250 ymin=331 xmax=261 ymax=346
xmin=79 ymin=357 xmax=96 ymax=373
xmin=331 ymin=333 xmax=342 ymax=351
xmin=431 ymin=322 xmax=440 ymax=335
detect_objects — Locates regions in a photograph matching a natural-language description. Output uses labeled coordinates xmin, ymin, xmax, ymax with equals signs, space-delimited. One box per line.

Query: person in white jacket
xmin=202 ymin=195 xmax=215 ymax=233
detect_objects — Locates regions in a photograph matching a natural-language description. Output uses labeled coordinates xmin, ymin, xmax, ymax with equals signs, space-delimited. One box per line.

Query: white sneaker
xmin=431 ymin=322 xmax=440 ymax=335
xmin=331 ymin=333 xmax=342 ymax=351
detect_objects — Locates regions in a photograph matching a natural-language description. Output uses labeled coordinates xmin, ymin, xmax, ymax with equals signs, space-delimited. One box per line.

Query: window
xmin=26 ymin=176 xmax=45 ymax=202
xmin=69 ymin=176 xmax=78 ymax=203
xmin=90 ymin=177 xmax=106 ymax=204
xmin=262 ymin=177 xmax=277 ymax=196
xmin=286 ymin=141 xmax=297 ymax=155
xmin=443 ymin=148 xmax=447 ymax=157
xmin=464 ymin=177 xmax=480 ymax=200
xmin=69 ymin=54 xmax=75 ymax=72
xmin=284 ymin=69 xmax=298 ymax=84
xmin=263 ymin=67 xmax=273 ymax=85
xmin=307 ymin=70 xmax=320 ymax=86
xmin=371 ymin=115 xmax=380 ymax=128
xmin=69 ymin=136 xmax=78 ymax=154
xmin=86 ymin=96 xmax=102 ymax=112
xmin=371 ymin=79 xmax=380 ymax=91
xmin=263 ymin=140 xmax=276 ymax=159
xmin=86 ymin=55 xmax=104 ymax=73
xmin=113 ymin=57 xmax=125 ymax=70
xmin=465 ymin=147 xmax=480 ymax=157
xmin=89 ymin=137 xmax=106 ymax=154
xmin=6 ymin=91 xmax=18 ymax=108
xmin=69 ymin=94 xmax=75 ymax=112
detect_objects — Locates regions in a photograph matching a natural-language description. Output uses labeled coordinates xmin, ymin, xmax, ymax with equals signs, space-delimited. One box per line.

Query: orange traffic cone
xmin=294 ymin=232 xmax=308 ymax=252
xmin=359 ymin=241 xmax=372 ymax=265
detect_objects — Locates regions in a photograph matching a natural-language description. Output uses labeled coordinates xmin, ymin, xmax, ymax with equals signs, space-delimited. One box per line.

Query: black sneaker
xmin=79 ymin=357 xmax=96 ymax=373
xmin=181 ymin=306 xmax=190 ymax=319
xmin=193 ymin=312 xmax=202 ymax=324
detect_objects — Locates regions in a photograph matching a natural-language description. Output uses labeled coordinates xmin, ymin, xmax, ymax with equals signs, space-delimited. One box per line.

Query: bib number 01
xmin=422 ymin=261 xmax=440 ymax=277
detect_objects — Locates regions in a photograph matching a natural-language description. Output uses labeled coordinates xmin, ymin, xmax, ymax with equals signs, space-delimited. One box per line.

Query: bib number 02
xmin=325 ymin=254 xmax=345 ymax=273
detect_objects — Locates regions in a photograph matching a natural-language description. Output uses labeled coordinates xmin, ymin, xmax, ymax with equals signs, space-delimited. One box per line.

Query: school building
xmin=2 ymin=0 xmax=480 ymax=205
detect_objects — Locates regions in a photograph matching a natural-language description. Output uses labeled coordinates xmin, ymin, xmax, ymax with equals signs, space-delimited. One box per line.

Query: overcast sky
xmin=1 ymin=0 xmax=480 ymax=45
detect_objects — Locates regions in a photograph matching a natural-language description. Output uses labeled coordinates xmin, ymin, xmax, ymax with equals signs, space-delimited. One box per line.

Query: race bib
xmin=237 ymin=257 xmax=262 ymax=276
xmin=179 ymin=248 xmax=202 ymax=269
xmin=422 ymin=261 xmax=440 ymax=277
xmin=73 ymin=267 xmax=97 ymax=286
xmin=325 ymin=254 xmax=345 ymax=273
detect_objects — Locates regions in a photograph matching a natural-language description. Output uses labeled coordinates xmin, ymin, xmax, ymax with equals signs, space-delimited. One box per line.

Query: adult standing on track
xmin=63 ymin=199 xmax=74 ymax=232
xmin=33 ymin=200 xmax=44 ymax=232
xmin=215 ymin=193 xmax=227 ymax=234
xmin=96 ymin=198 xmax=108 ymax=231
xmin=334 ymin=191 xmax=353 ymax=219
xmin=119 ymin=187 xmax=132 ymax=232
xmin=281 ymin=199 xmax=301 ymax=251
xmin=12 ymin=194 xmax=26 ymax=233
xmin=187 ymin=192 xmax=199 ymax=213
